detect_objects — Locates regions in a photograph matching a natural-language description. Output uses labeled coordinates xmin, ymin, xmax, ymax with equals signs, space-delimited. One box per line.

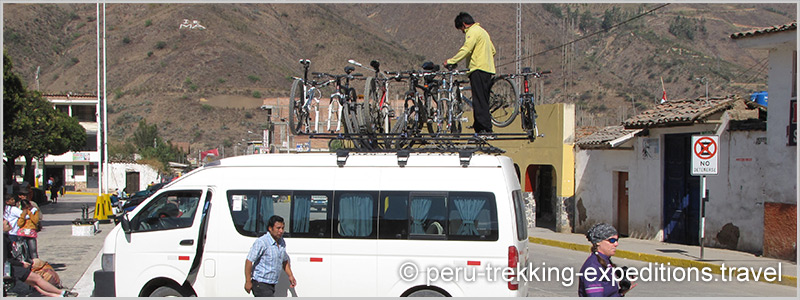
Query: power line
xmin=497 ymin=3 xmax=671 ymax=68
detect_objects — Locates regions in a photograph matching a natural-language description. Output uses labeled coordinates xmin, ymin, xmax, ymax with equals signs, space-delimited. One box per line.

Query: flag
xmin=201 ymin=148 xmax=219 ymax=161
xmin=661 ymin=90 xmax=668 ymax=104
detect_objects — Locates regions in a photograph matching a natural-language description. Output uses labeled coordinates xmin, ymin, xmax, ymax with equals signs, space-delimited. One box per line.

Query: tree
xmin=3 ymin=51 xmax=86 ymax=184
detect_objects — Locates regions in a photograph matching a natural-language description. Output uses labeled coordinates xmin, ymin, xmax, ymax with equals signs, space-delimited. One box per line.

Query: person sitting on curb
xmin=4 ymin=219 xmax=77 ymax=297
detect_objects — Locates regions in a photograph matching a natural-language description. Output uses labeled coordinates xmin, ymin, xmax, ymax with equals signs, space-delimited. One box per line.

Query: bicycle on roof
xmin=488 ymin=68 xmax=551 ymax=141
xmin=288 ymin=59 xmax=335 ymax=135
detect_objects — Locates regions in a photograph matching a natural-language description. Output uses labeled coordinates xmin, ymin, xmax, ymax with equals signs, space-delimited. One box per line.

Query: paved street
xmin=527 ymin=242 xmax=797 ymax=297
xmin=6 ymin=194 xmax=797 ymax=297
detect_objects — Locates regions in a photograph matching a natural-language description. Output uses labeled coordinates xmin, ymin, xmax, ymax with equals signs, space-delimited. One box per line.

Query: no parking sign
xmin=691 ymin=135 xmax=719 ymax=176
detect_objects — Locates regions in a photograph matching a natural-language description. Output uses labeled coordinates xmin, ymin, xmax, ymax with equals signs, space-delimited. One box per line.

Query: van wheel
xmin=407 ymin=289 xmax=445 ymax=297
xmin=150 ymin=286 xmax=184 ymax=297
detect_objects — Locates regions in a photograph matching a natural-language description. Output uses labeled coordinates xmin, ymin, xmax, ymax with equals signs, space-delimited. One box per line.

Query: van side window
xmin=334 ymin=191 xmax=377 ymax=238
xmin=227 ymin=190 xmax=277 ymax=237
xmin=447 ymin=192 xmax=498 ymax=241
xmin=290 ymin=191 xmax=332 ymax=238
xmin=409 ymin=193 xmax=447 ymax=238
xmin=130 ymin=190 xmax=202 ymax=232
xmin=512 ymin=190 xmax=528 ymax=241
xmin=378 ymin=192 xmax=409 ymax=239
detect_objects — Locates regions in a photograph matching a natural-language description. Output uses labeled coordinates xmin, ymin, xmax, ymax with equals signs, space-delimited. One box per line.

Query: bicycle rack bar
xmin=307 ymin=132 xmax=536 ymax=154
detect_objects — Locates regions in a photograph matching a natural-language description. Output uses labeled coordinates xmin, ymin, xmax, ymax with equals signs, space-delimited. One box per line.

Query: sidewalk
xmin=528 ymin=227 xmax=797 ymax=287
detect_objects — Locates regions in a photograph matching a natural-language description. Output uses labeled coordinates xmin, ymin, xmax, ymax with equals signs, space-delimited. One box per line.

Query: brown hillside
xmin=3 ymin=3 xmax=795 ymax=154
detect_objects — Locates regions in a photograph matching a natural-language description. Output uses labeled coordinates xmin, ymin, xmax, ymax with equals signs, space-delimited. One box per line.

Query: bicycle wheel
xmin=521 ymin=96 xmax=539 ymax=140
xmin=363 ymin=77 xmax=383 ymax=134
xmin=424 ymin=93 xmax=441 ymax=134
xmin=288 ymin=80 xmax=308 ymax=135
xmin=489 ymin=77 xmax=519 ymax=127
xmin=450 ymin=95 xmax=464 ymax=135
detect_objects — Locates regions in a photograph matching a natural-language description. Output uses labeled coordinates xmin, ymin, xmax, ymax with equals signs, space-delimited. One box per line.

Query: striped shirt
xmin=578 ymin=252 xmax=621 ymax=297
xmin=246 ymin=233 xmax=290 ymax=284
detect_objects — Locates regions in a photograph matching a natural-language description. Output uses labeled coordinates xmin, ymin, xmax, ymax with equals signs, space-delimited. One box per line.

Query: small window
xmin=82 ymin=133 xmax=97 ymax=151
xmin=409 ymin=193 xmax=447 ymax=239
xmin=130 ymin=190 xmax=201 ymax=232
xmin=512 ymin=190 xmax=528 ymax=241
xmin=227 ymin=190 xmax=278 ymax=237
xmin=72 ymin=165 xmax=85 ymax=176
xmin=379 ymin=192 xmax=409 ymax=239
xmin=334 ymin=191 xmax=377 ymax=238
xmin=447 ymin=192 xmax=498 ymax=241
xmin=289 ymin=191 xmax=332 ymax=238
xmin=72 ymin=105 xmax=96 ymax=122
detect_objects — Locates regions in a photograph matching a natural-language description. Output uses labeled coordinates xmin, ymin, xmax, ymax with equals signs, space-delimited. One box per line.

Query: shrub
xmin=248 ymin=75 xmax=261 ymax=83
xmin=122 ymin=36 xmax=131 ymax=44
xmin=155 ymin=41 xmax=167 ymax=49
xmin=145 ymin=19 xmax=152 ymax=27
xmin=252 ymin=91 xmax=262 ymax=98
xmin=201 ymin=104 xmax=213 ymax=111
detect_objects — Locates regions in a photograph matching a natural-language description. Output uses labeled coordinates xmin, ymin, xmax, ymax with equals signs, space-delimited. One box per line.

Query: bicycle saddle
xmin=421 ymin=61 xmax=439 ymax=71
xmin=370 ymin=60 xmax=381 ymax=71
xmin=344 ymin=66 xmax=355 ymax=74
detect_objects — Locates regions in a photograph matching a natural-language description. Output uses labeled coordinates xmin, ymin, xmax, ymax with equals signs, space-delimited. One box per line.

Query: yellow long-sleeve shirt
xmin=446 ymin=23 xmax=496 ymax=75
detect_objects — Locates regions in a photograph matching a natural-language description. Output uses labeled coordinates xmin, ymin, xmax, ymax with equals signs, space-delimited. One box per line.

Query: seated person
xmin=4 ymin=220 xmax=76 ymax=297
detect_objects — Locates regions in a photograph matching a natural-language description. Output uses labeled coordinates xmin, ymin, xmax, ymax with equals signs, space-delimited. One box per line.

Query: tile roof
xmin=622 ymin=96 xmax=740 ymax=129
xmin=730 ymin=21 xmax=797 ymax=39
xmin=576 ymin=125 xmax=640 ymax=148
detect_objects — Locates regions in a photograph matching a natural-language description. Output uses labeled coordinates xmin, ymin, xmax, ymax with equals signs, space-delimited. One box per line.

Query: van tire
xmin=407 ymin=289 xmax=445 ymax=297
xmin=150 ymin=286 xmax=184 ymax=297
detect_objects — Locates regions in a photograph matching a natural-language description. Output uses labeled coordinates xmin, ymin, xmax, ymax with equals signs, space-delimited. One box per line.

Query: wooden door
xmin=617 ymin=172 xmax=629 ymax=236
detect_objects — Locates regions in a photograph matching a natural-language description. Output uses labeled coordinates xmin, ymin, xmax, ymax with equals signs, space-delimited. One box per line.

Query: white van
xmin=94 ymin=151 xmax=530 ymax=297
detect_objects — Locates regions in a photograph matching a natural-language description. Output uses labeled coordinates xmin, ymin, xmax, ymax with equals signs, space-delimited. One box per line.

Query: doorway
xmin=126 ymin=172 xmax=140 ymax=194
xmin=526 ymin=165 xmax=556 ymax=230
xmin=616 ymin=172 xmax=629 ymax=236
xmin=663 ymin=133 xmax=701 ymax=245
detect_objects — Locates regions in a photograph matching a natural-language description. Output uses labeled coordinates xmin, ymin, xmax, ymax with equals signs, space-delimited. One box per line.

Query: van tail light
xmin=508 ymin=246 xmax=519 ymax=290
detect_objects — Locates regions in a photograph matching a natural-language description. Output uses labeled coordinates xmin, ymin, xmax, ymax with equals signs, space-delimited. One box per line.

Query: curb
xmin=529 ymin=236 xmax=797 ymax=287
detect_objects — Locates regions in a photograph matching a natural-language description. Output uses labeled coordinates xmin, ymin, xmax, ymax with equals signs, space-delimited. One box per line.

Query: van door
xmin=115 ymin=189 xmax=206 ymax=296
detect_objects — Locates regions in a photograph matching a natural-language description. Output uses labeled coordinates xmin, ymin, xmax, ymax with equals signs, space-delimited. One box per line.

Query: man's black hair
xmin=267 ymin=215 xmax=285 ymax=229
xmin=454 ymin=12 xmax=475 ymax=29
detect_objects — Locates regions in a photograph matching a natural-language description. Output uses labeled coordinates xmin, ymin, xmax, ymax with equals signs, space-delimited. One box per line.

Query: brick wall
xmin=763 ymin=202 xmax=797 ymax=261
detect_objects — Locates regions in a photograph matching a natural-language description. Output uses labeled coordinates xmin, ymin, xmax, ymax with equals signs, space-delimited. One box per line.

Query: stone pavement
xmin=529 ymin=227 xmax=797 ymax=288
xmin=6 ymin=193 xmax=115 ymax=297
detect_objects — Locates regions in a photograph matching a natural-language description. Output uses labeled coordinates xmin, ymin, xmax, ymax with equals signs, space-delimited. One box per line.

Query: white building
xmin=730 ymin=21 xmax=797 ymax=260
xmin=14 ymin=93 xmax=102 ymax=192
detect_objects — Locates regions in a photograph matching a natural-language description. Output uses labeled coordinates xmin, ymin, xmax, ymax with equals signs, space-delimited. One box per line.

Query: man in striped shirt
xmin=244 ymin=215 xmax=296 ymax=296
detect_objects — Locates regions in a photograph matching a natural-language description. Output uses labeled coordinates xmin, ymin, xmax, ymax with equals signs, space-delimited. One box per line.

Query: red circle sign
xmin=694 ymin=137 xmax=717 ymax=160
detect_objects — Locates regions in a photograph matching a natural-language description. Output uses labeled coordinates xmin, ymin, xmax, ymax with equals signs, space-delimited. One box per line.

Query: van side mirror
xmin=120 ymin=213 xmax=132 ymax=234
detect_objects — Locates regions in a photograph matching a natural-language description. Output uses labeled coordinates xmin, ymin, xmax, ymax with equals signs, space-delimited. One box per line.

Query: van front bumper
xmin=92 ymin=270 xmax=115 ymax=297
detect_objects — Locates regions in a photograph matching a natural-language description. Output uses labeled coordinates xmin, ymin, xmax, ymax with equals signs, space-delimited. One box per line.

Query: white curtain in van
xmin=453 ymin=197 xmax=485 ymax=236
xmin=244 ymin=193 xmax=274 ymax=233
xmin=410 ymin=198 xmax=432 ymax=234
xmin=338 ymin=194 xmax=373 ymax=237
xmin=292 ymin=195 xmax=311 ymax=233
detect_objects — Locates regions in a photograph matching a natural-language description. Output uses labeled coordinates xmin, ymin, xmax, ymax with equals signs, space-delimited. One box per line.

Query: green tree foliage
xmin=4 ymin=51 xmax=86 ymax=184
xmin=601 ymin=7 xmax=621 ymax=31
xmin=668 ymin=15 xmax=697 ymax=40
xmin=125 ymin=119 xmax=186 ymax=172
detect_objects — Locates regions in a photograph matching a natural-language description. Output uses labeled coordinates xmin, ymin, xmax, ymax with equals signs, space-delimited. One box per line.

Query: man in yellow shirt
xmin=444 ymin=12 xmax=497 ymax=136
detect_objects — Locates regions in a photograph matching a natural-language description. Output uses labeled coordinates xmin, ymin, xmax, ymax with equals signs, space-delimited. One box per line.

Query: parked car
xmin=119 ymin=183 xmax=167 ymax=212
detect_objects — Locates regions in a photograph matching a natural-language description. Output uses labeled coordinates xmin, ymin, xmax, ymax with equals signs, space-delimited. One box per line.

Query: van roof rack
xmin=308 ymin=132 xmax=533 ymax=154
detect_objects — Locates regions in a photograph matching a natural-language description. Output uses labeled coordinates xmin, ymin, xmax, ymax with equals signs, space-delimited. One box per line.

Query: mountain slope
xmin=3 ymin=3 xmax=795 ymax=152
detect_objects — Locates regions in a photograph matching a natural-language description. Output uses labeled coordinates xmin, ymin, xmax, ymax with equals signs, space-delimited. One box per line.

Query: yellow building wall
xmin=491 ymin=103 xmax=575 ymax=198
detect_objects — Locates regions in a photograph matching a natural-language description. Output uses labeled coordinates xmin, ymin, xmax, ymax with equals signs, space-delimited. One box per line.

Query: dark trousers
xmin=251 ymin=280 xmax=275 ymax=297
xmin=469 ymin=70 xmax=493 ymax=133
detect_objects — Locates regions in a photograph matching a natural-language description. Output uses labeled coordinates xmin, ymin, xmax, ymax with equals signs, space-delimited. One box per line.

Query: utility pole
xmin=516 ymin=2 xmax=522 ymax=79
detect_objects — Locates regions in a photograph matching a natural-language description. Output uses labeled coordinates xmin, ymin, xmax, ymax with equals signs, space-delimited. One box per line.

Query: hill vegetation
xmin=3 ymin=3 xmax=795 ymax=155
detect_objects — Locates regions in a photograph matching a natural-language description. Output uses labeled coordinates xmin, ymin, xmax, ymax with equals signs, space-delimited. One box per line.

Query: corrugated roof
xmin=576 ymin=125 xmax=640 ymax=147
xmin=730 ymin=21 xmax=797 ymax=39
xmin=623 ymin=96 xmax=739 ymax=129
